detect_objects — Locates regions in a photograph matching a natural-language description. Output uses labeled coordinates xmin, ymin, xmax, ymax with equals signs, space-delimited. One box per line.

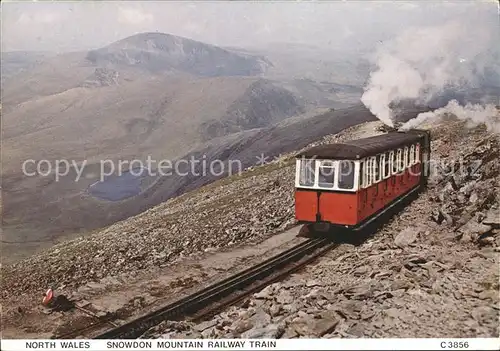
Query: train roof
xmin=296 ymin=130 xmax=426 ymax=160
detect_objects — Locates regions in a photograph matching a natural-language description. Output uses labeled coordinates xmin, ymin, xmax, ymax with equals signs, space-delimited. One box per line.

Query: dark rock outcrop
xmin=201 ymin=79 xmax=305 ymax=139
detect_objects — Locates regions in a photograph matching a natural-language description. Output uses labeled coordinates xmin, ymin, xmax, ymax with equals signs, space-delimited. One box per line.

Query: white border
xmin=2 ymin=338 xmax=499 ymax=351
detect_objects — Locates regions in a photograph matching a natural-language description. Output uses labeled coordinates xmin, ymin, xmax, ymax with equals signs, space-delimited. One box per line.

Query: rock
xmin=269 ymin=304 xmax=282 ymax=317
xmin=253 ymin=285 xmax=274 ymax=300
xmin=249 ymin=309 xmax=271 ymax=328
xmin=343 ymin=283 xmax=375 ymax=300
xmin=201 ymin=327 xmax=216 ymax=338
xmin=282 ymin=328 xmax=299 ymax=338
xmin=471 ymin=306 xmax=498 ymax=323
xmin=384 ymin=308 xmax=407 ymax=319
xmin=482 ymin=208 xmax=500 ymax=228
xmin=469 ymin=192 xmax=479 ymax=203
xmin=305 ymin=280 xmax=321 ymax=288
xmin=441 ymin=211 xmax=454 ymax=226
xmin=459 ymin=221 xmax=492 ymax=242
xmin=233 ymin=320 xmax=253 ymax=334
xmin=289 ymin=320 xmax=314 ymax=336
xmin=85 ymin=282 xmax=106 ymax=290
xmin=290 ymin=311 xmax=338 ymax=337
xmin=478 ymin=290 xmax=498 ymax=301
xmin=390 ymin=279 xmax=411 ymax=291
xmin=360 ymin=309 xmax=376 ymax=320
xmin=276 ymin=290 xmax=294 ymax=304
xmin=346 ymin=323 xmax=365 ymax=337
xmin=194 ymin=320 xmax=217 ymax=332
xmin=303 ymin=288 xmax=322 ymax=300
xmin=460 ymin=181 xmax=477 ymax=196
xmin=460 ymin=231 xmax=473 ymax=243
xmin=430 ymin=210 xmax=445 ymax=224
xmin=394 ymin=228 xmax=419 ymax=248
xmin=241 ymin=324 xmax=285 ymax=339
xmin=95 ymin=310 xmax=109 ymax=318
xmin=313 ymin=311 xmax=340 ymax=336
xmin=478 ymin=236 xmax=495 ymax=246
xmin=335 ymin=300 xmax=363 ymax=320
xmin=282 ymin=302 xmax=300 ymax=314
xmin=353 ymin=265 xmax=369 ymax=276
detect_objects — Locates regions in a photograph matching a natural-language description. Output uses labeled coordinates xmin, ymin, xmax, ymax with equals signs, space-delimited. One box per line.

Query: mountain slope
xmin=2 ymin=118 xmax=498 ymax=342
xmin=1 ymin=32 xmax=368 ymax=263
xmin=87 ymin=32 xmax=271 ymax=77
xmin=1 ymin=32 xmax=271 ymax=108
xmin=1 ymin=104 xmax=438 ymax=263
xmin=200 ymin=79 xmax=305 ymax=139
xmin=1 ymin=51 xmax=56 ymax=81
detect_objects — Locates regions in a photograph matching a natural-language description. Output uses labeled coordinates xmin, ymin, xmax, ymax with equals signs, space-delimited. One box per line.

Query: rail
xmin=92 ymin=237 xmax=335 ymax=339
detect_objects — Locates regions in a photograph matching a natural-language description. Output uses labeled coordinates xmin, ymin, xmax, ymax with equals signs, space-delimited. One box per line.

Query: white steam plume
xmin=400 ymin=99 xmax=500 ymax=133
xmin=361 ymin=21 xmax=498 ymax=127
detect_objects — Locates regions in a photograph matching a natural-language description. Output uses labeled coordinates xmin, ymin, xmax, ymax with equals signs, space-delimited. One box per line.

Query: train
xmin=294 ymin=129 xmax=431 ymax=234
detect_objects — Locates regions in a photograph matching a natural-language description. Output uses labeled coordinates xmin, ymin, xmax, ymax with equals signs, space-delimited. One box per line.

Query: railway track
xmin=88 ymin=236 xmax=336 ymax=339
xmin=53 ymin=305 xmax=119 ymax=339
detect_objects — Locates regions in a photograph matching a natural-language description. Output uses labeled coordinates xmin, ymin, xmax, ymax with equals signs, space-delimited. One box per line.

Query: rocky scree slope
xmin=1 ymin=120 xmax=378 ymax=304
xmin=2 ymin=105 xmax=376 ymax=266
xmin=142 ymin=121 xmax=500 ymax=339
xmin=2 ymin=120 xmax=499 ymax=338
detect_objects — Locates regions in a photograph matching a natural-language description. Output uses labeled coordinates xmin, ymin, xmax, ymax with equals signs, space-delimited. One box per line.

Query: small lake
xmin=87 ymin=167 xmax=154 ymax=201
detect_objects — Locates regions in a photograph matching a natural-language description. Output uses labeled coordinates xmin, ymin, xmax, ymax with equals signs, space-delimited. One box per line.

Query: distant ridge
xmin=86 ymin=32 xmax=272 ymax=76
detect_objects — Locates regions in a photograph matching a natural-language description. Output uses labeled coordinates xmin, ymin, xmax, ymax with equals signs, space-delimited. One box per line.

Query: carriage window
xmin=359 ymin=161 xmax=365 ymax=187
xmin=338 ymin=160 xmax=355 ymax=189
xmin=415 ymin=143 xmax=420 ymax=162
xmin=380 ymin=154 xmax=385 ymax=179
xmin=363 ymin=159 xmax=372 ymax=187
xmin=389 ymin=151 xmax=397 ymax=174
xmin=367 ymin=158 xmax=372 ymax=184
xmin=374 ymin=155 xmax=382 ymax=182
xmin=369 ymin=156 xmax=378 ymax=183
xmin=299 ymin=159 xmax=315 ymax=186
xmin=318 ymin=161 xmax=336 ymax=188
xmin=396 ymin=149 xmax=403 ymax=172
xmin=409 ymin=145 xmax=415 ymax=165
xmin=404 ymin=147 xmax=409 ymax=168
xmin=383 ymin=152 xmax=390 ymax=178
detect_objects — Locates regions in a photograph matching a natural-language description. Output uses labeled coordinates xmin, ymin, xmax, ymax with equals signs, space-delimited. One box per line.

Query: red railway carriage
xmin=294 ymin=129 xmax=431 ymax=231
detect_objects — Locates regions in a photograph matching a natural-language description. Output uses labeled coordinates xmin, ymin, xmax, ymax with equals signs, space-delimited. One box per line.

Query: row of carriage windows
xmin=361 ymin=143 xmax=420 ymax=188
xmin=298 ymin=143 xmax=420 ymax=190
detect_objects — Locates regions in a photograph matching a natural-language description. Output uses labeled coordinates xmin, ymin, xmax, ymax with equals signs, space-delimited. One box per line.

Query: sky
xmin=1 ymin=1 xmax=498 ymax=54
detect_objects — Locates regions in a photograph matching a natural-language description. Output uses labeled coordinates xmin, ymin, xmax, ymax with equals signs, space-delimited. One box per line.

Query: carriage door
xmin=317 ymin=160 xmax=336 ymax=221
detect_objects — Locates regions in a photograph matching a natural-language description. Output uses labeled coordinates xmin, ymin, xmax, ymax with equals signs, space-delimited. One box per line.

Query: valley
xmin=1 ymin=32 xmax=367 ymax=262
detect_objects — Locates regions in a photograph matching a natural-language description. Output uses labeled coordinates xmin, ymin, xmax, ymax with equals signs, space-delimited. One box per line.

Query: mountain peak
xmin=86 ymin=32 xmax=270 ymax=77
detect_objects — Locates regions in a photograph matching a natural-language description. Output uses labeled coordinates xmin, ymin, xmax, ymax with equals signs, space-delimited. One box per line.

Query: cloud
xmin=118 ymin=6 xmax=154 ymax=25
xmin=1 ymin=1 xmax=496 ymax=53
xmin=17 ymin=11 xmax=62 ymax=24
